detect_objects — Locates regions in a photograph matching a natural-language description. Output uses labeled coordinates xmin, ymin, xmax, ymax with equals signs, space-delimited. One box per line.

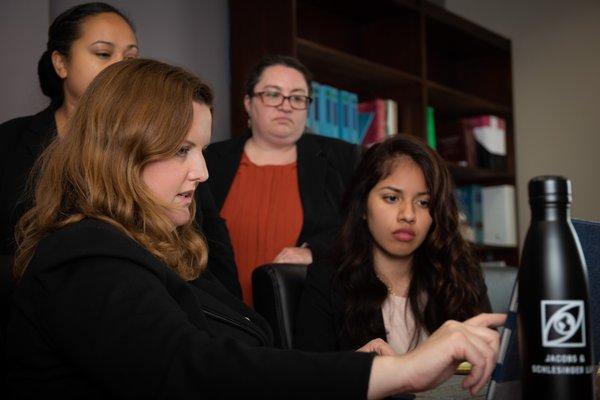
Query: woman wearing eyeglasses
xmin=205 ymin=55 xmax=361 ymax=305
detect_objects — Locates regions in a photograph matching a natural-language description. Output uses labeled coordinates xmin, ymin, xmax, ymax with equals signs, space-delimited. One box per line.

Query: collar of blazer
xmin=21 ymin=105 xmax=58 ymax=159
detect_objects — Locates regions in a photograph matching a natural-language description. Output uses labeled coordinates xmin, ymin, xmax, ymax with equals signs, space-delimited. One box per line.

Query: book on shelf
xmin=466 ymin=115 xmax=507 ymax=171
xmin=307 ymin=81 xmax=360 ymax=145
xmin=307 ymin=81 xmax=320 ymax=133
xmin=385 ymin=99 xmax=398 ymax=137
xmin=338 ymin=90 xmax=359 ymax=144
xmin=455 ymin=185 xmax=483 ymax=243
xmin=358 ymin=99 xmax=398 ymax=147
xmin=437 ymin=115 xmax=507 ymax=171
xmin=426 ymin=106 xmax=437 ymax=149
xmin=482 ymin=185 xmax=517 ymax=246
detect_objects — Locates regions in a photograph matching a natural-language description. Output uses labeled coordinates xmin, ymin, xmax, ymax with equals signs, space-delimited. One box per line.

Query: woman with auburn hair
xmin=7 ymin=58 xmax=503 ymax=398
xmin=295 ymin=134 xmax=491 ymax=354
xmin=0 ymin=2 xmax=240 ymax=300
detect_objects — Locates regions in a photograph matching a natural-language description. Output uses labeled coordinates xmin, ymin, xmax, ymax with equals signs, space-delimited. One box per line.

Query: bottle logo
xmin=541 ymin=300 xmax=586 ymax=348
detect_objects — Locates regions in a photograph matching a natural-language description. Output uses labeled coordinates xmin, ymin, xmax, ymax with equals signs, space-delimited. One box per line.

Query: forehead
xmin=255 ymin=64 xmax=308 ymax=91
xmin=77 ymin=12 xmax=136 ymax=43
xmin=187 ymin=102 xmax=212 ymax=144
xmin=378 ymin=156 xmax=427 ymax=188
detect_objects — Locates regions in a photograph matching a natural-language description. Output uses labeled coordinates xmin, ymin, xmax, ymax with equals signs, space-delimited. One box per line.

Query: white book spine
xmin=482 ymin=185 xmax=517 ymax=246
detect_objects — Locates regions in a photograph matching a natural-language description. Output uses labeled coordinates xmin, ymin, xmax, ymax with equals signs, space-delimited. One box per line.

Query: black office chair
xmin=481 ymin=265 xmax=518 ymax=313
xmin=252 ymin=264 xmax=307 ymax=349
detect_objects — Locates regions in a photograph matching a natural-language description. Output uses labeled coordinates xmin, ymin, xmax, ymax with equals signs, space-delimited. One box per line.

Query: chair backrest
xmin=482 ymin=265 xmax=518 ymax=313
xmin=252 ymin=264 xmax=307 ymax=349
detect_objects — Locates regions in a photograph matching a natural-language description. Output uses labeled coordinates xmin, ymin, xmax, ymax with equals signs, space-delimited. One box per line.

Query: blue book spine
xmin=470 ymin=185 xmax=483 ymax=243
xmin=338 ymin=90 xmax=351 ymax=143
xmin=327 ymin=85 xmax=339 ymax=139
xmin=318 ymin=84 xmax=329 ymax=137
xmin=455 ymin=187 xmax=470 ymax=224
xmin=308 ymin=82 xmax=320 ymax=134
xmin=349 ymin=92 xmax=359 ymax=144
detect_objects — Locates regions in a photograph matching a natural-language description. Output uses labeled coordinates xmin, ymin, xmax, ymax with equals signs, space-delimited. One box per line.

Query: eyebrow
xmin=380 ymin=186 xmax=429 ymax=196
xmin=90 ymin=40 xmax=139 ymax=50
xmin=182 ymin=140 xmax=196 ymax=148
xmin=261 ymin=84 xmax=307 ymax=94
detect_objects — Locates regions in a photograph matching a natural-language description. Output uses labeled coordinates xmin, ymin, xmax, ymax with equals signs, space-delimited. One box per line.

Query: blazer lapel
xmin=296 ymin=134 xmax=328 ymax=244
xmin=209 ymin=132 xmax=249 ymax=209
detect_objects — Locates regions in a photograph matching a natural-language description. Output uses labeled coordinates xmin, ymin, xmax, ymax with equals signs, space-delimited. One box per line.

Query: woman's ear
xmin=51 ymin=50 xmax=68 ymax=79
xmin=243 ymin=95 xmax=252 ymax=116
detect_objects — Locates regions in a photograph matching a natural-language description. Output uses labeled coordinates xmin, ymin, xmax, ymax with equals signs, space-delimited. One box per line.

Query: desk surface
xmin=416 ymin=375 xmax=488 ymax=399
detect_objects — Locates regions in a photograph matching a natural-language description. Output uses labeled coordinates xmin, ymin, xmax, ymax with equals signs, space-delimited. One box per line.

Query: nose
xmin=188 ymin=153 xmax=209 ymax=184
xmin=278 ymin=96 xmax=293 ymax=112
xmin=397 ymin=200 xmax=416 ymax=224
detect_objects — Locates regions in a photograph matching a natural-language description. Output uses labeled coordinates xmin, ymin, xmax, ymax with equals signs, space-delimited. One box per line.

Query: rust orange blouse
xmin=220 ymin=152 xmax=303 ymax=305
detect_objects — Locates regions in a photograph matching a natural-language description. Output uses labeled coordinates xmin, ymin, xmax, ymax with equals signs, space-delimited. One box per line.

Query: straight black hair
xmin=37 ymin=2 xmax=135 ymax=107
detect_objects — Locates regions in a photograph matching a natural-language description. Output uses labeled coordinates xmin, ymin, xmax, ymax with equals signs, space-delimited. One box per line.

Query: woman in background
xmin=205 ymin=54 xmax=361 ymax=304
xmin=295 ymin=134 xmax=491 ymax=354
xmin=0 ymin=2 xmax=240 ymax=297
xmin=7 ymin=57 xmax=503 ymax=399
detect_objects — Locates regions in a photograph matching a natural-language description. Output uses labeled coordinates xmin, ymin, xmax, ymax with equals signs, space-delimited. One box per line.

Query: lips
xmin=176 ymin=190 xmax=194 ymax=204
xmin=392 ymin=229 xmax=416 ymax=242
xmin=273 ymin=117 xmax=292 ymax=124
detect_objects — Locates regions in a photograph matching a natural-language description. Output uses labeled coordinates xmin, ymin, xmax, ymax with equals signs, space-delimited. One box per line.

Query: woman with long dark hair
xmin=295 ymin=134 xmax=491 ymax=354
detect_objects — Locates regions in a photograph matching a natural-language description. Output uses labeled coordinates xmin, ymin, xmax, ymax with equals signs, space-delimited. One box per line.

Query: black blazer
xmin=294 ymin=257 xmax=492 ymax=352
xmin=0 ymin=107 xmax=241 ymax=298
xmin=6 ymin=219 xmax=374 ymax=398
xmin=205 ymin=131 xmax=362 ymax=259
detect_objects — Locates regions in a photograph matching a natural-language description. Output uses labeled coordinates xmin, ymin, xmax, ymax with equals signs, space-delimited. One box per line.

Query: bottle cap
xmin=528 ymin=175 xmax=571 ymax=204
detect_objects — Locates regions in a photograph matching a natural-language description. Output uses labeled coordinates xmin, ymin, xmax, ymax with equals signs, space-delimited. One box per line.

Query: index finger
xmin=464 ymin=313 xmax=506 ymax=328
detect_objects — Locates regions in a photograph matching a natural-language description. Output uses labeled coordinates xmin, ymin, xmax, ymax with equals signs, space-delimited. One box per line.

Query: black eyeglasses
xmin=252 ymin=91 xmax=312 ymax=110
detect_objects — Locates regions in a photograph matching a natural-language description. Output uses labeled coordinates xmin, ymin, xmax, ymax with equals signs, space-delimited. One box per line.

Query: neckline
xmin=241 ymin=151 xmax=297 ymax=167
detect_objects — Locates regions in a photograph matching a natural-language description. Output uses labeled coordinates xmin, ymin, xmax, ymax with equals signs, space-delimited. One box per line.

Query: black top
xmin=294 ymin=257 xmax=492 ymax=352
xmin=0 ymin=107 xmax=241 ymax=298
xmin=204 ymin=131 xmax=362 ymax=260
xmin=6 ymin=219 xmax=374 ymax=398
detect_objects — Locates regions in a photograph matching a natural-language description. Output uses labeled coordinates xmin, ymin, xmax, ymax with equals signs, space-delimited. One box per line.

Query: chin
xmin=168 ymin=212 xmax=191 ymax=228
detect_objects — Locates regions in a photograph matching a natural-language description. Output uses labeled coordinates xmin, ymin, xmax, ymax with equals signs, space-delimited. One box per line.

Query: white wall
xmin=446 ymin=0 xmax=600 ymax=242
xmin=0 ymin=0 xmax=50 ymax=123
xmin=1 ymin=0 xmax=231 ymax=141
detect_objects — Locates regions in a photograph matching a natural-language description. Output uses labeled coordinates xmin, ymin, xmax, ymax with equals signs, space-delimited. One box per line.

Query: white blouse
xmin=381 ymin=294 xmax=428 ymax=355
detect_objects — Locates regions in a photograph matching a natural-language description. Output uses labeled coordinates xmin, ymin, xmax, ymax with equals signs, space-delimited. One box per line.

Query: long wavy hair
xmin=14 ymin=58 xmax=212 ymax=282
xmin=335 ymin=134 xmax=486 ymax=349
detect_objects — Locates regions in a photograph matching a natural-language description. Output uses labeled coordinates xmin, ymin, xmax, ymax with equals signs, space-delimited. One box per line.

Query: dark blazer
xmin=205 ymin=131 xmax=362 ymax=260
xmin=294 ymin=257 xmax=492 ymax=352
xmin=0 ymin=107 xmax=241 ymax=298
xmin=6 ymin=219 xmax=374 ymax=398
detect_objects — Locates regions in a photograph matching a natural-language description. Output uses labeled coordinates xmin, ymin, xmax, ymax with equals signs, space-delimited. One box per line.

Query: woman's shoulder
xmin=0 ymin=107 xmax=55 ymax=149
xmin=29 ymin=219 xmax=153 ymax=276
xmin=299 ymin=134 xmax=362 ymax=169
xmin=306 ymin=256 xmax=339 ymax=288
xmin=301 ymin=133 xmax=360 ymax=153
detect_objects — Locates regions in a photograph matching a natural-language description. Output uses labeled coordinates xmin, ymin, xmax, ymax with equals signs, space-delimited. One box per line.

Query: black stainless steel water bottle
xmin=518 ymin=176 xmax=594 ymax=399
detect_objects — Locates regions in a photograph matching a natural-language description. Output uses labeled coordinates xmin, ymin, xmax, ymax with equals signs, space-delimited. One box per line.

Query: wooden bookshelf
xmin=229 ymin=0 xmax=518 ymax=266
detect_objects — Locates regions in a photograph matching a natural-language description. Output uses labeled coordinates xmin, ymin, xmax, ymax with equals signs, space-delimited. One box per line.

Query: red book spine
xmin=359 ymin=99 xmax=387 ymax=147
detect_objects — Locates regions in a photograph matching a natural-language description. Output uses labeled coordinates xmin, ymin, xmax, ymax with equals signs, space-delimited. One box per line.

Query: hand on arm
xmin=272 ymin=246 xmax=312 ymax=264
xmin=357 ymin=338 xmax=397 ymax=357
xmin=366 ymin=313 xmax=506 ymax=399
